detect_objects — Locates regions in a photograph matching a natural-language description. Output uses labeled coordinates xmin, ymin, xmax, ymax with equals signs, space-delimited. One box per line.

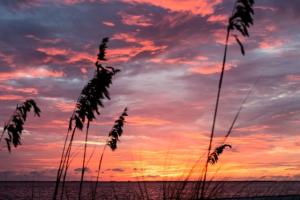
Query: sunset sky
xmin=1 ymin=0 xmax=300 ymax=181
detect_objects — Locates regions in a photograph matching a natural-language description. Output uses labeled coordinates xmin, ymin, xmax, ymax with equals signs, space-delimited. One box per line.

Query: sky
xmin=1 ymin=0 xmax=300 ymax=181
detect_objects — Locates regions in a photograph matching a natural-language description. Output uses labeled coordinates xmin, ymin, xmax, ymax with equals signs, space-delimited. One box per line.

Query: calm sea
xmin=1 ymin=181 xmax=300 ymax=200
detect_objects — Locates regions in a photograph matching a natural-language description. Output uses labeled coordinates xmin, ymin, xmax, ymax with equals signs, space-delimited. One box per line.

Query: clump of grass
xmin=70 ymin=38 xmax=120 ymax=200
xmin=92 ymin=107 xmax=128 ymax=200
xmin=52 ymin=37 xmax=128 ymax=200
xmin=195 ymin=0 xmax=255 ymax=198
xmin=0 ymin=99 xmax=41 ymax=152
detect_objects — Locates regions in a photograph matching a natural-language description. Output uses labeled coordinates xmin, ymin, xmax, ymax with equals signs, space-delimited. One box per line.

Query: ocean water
xmin=0 ymin=181 xmax=300 ymax=200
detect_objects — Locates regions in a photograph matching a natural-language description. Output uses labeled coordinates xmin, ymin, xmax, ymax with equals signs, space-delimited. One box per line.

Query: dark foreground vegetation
xmin=1 ymin=181 xmax=300 ymax=200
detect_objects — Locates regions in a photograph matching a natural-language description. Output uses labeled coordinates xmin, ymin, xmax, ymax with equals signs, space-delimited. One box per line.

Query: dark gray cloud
xmin=0 ymin=169 xmax=57 ymax=181
xmin=74 ymin=167 xmax=91 ymax=173
xmin=106 ymin=168 xmax=125 ymax=172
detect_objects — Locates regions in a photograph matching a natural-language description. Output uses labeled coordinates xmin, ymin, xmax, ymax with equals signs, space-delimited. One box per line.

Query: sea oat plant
xmin=0 ymin=99 xmax=41 ymax=152
xmin=200 ymin=0 xmax=255 ymax=199
xmin=52 ymin=38 xmax=125 ymax=200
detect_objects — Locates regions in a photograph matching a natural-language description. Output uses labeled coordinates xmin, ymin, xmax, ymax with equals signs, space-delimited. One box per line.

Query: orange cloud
xmin=122 ymin=0 xmax=222 ymax=16
xmin=120 ymin=13 xmax=152 ymax=27
xmin=0 ymin=67 xmax=64 ymax=81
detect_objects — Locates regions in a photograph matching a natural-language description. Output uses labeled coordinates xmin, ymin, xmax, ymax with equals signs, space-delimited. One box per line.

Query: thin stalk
xmin=53 ymin=103 xmax=79 ymax=200
xmin=92 ymin=144 xmax=107 ymax=200
xmin=200 ymin=27 xmax=230 ymax=199
xmin=60 ymin=127 xmax=77 ymax=200
xmin=53 ymin=128 xmax=71 ymax=200
xmin=0 ymin=110 xmax=17 ymax=144
xmin=61 ymin=151 xmax=76 ymax=200
xmin=0 ymin=129 xmax=5 ymax=144
xmin=175 ymin=156 xmax=204 ymax=200
xmin=78 ymin=120 xmax=90 ymax=200
xmin=222 ymin=76 xmax=260 ymax=144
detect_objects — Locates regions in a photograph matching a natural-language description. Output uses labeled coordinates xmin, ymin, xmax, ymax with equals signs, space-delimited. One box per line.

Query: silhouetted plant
xmin=92 ymin=107 xmax=128 ymax=200
xmin=68 ymin=38 xmax=119 ymax=133
xmin=0 ymin=99 xmax=41 ymax=152
xmin=200 ymin=0 xmax=255 ymax=198
xmin=208 ymin=144 xmax=232 ymax=165
xmin=52 ymin=38 xmax=121 ymax=200
xmin=229 ymin=0 xmax=254 ymax=39
xmin=205 ymin=77 xmax=259 ymax=169
xmin=107 ymin=107 xmax=128 ymax=151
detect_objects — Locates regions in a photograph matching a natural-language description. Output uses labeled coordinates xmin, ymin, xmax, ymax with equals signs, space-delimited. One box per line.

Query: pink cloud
xmin=50 ymin=120 xmax=68 ymax=128
xmin=0 ymin=52 xmax=16 ymax=67
xmin=61 ymin=0 xmax=97 ymax=5
xmin=119 ymin=13 xmax=152 ymax=27
xmin=0 ymin=85 xmax=38 ymax=95
xmin=110 ymin=33 xmax=167 ymax=62
xmin=25 ymin=34 xmax=62 ymax=44
xmin=213 ymin=29 xmax=236 ymax=45
xmin=0 ymin=67 xmax=64 ymax=81
xmin=207 ymin=14 xmax=228 ymax=24
xmin=158 ymin=12 xmax=194 ymax=28
xmin=0 ymin=94 xmax=24 ymax=101
xmin=265 ymin=24 xmax=277 ymax=32
xmin=80 ymin=67 xmax=88 ymax=74
xmin=122 ymin=0 xmax=223 ymax=16
xmin=40 ymin=96 xmax=74 ymax=112
xmin=236 ymin=125 xmax=270 ymax=133
xmin=128 ymin=116 xmax=172 ymax=126
xmin=254 ymin=5 xmax=277 ymax=12
xmin=37 ymin=47 xmax=95 ymax=64
xmin=102 ymin=21 xmax=115 ymax=27
xmin=55 ymin=101 xmax=75 ymax=112
xmin=286 ymin=75 xmax=300 ymax=82
xmin=189 ymin=63 xmax=235 ymax=75
xmin=259 ymin=38 xmax=284 ymax=49
xmin=37 ymin=47 xmax=68 ymax=56
xmin=150 ymin=55 xmax=208 ymax=65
